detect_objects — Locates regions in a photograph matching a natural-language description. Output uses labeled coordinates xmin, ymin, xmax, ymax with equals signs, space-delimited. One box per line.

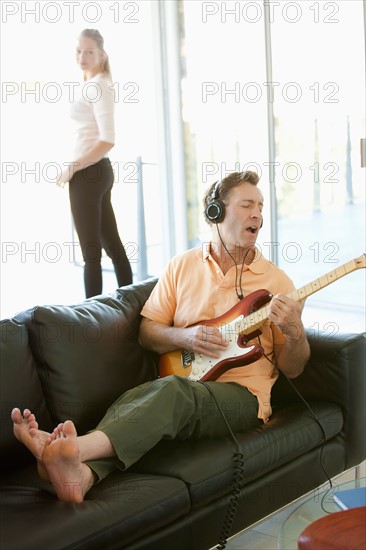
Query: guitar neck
xmin=288 ymin=256 xmax=366 ymax=302
xmin=239 ymin=254 xmax=366 ymax=335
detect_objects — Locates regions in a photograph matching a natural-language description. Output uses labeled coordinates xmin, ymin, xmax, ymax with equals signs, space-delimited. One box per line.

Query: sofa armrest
xmin=272 ymin=330 xmax=366 ymax=467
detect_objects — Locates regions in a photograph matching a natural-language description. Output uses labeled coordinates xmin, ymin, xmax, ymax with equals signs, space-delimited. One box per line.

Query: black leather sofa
xmin=1 ymin=278 xmax=365 ymax=550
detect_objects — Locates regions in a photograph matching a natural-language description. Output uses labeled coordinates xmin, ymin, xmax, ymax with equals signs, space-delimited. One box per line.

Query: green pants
xmin=86 ymin=375 xmax=261 ymax=481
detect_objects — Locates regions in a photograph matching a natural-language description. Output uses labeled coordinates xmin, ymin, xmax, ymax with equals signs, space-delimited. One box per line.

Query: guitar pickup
xmin=181 ymin=350 xmax=194 ymax=368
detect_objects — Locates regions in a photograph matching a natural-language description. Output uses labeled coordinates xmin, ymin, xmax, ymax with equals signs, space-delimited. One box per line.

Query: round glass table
xmin=278 ymin=477 xmax=366 ymax=549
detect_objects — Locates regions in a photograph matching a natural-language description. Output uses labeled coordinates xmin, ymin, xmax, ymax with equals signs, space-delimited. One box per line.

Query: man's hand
xmin=268 ymin=294 xmax=305 ymax=342
xmin=182 ymin=324 xmax=229 ymax=358
xmin=139 ymin=317 xmax=228 ymax=358
xmin=269 ymin=294 xmax=310 ymax=377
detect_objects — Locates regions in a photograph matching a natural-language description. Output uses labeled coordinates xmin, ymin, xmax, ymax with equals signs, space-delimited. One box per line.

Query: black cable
xmin=280 ymin=369 xmax=333 ymax=514
xmin=258 ymin=336 xmax=333 ymax=512
xmin=216 ymin=224 xmax=251 ymax=301
xmin=199 ymin=381 xmax=245 ymax=550
xmin=200 ymin=242 xmax=334 ymax=542
xmin=201 ymin=345 xmax=333 ymax=548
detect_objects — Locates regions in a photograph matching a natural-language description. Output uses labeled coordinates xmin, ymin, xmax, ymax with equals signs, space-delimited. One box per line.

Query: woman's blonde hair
xmin=79 ymin=29 xmax=112 ymax=79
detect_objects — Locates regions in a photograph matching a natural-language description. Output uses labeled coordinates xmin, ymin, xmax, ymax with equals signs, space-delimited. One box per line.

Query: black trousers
xmin=69 ymin=158 xmax=133 ymax=298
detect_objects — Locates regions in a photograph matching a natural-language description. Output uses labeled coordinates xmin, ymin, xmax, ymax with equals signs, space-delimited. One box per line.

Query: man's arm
xmin=139 ymin=317 xmax=228 ymax=358
xmin=269 ymin=294 xmax=310 ymax=378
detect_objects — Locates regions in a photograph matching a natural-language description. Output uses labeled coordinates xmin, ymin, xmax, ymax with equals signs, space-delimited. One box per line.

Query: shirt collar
xmin=202 ymin=244 xmax=267 ymax=274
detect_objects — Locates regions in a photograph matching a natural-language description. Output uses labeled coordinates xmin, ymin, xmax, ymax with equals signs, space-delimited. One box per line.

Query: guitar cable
xmin=199 ymin=381 xmax=245 ymax=550
xmin=258 ymin=336 xmax=333 ymax=512
xmin=201 ymin=232 xmax=335 ymax=538
xmin=198 ymin=340 xmax=334 ymax=550
xmin=196 ymin=227 xmax=254 ymax=546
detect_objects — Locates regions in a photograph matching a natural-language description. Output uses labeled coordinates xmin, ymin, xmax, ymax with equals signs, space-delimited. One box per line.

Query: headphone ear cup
xmin=205 ymin=200 xmax=225 ymax=223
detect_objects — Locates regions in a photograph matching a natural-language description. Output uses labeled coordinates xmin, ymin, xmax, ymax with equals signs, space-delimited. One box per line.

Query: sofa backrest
xmin=272 ymin=330 xmax=366 ymax=467
xmin=1 ymin=278 xmax=158 ymax=468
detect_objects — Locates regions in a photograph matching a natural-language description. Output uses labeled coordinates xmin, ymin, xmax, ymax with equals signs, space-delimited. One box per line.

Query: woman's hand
xmin=56 ymin=168 xmax=73 ymax=188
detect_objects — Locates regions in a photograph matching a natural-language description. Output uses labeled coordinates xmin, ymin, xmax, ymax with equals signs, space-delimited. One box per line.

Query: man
xmin=12 ymin=170 xmax=310 ymax=503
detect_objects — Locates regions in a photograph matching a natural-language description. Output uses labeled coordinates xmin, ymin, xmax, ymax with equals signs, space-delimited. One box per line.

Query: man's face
xmin=219 ymin=182 xmax=263 ymax=249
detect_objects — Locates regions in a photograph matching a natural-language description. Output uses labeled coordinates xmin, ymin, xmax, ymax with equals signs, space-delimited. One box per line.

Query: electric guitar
xmin=159 ymin=254 xmax=366 ymax=382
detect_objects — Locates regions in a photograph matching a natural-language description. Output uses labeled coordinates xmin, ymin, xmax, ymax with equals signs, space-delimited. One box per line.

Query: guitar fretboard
xmin=238 ymin=255 xmax=366 ymax=335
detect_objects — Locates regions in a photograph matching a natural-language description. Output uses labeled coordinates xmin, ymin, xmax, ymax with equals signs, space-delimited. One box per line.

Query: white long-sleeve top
xmin=69 ymin=73 xmax=115 ymax=160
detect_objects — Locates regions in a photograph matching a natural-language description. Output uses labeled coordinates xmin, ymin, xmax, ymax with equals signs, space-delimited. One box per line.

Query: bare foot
xmin=11 ymin=408 xmax=51 ymax=481
xmin=42 ymin=420 xmax=95 ymax=503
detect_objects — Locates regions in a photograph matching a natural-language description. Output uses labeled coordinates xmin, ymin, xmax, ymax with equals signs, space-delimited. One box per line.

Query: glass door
xmin=178 ymin=0 xmax=270 ymax=246
xmin=269 ymin=0 xmax=365 ymax=331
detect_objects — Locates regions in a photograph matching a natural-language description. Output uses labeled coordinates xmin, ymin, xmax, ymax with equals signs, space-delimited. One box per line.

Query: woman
xmin=57 ymin=29 xmax=133 ymax=298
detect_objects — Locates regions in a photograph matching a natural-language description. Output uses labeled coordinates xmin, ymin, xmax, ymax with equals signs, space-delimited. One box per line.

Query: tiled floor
xmin=221 ymin=463 xmax=366 ymax=550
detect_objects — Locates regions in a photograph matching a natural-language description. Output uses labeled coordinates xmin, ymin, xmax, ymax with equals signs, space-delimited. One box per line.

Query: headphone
xmin=205 ymin=180 xmax=226 ymax=223
xmin=205 ymin=179 xmax=263 ymax=227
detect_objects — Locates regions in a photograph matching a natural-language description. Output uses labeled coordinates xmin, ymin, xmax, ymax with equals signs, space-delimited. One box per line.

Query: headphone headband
xmin=210 ymin=179 xmax=221 ymax=200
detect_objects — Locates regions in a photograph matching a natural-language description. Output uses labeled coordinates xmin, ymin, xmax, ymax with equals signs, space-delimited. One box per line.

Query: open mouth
xmin=247 ymin=226 xmax=258 ymax=234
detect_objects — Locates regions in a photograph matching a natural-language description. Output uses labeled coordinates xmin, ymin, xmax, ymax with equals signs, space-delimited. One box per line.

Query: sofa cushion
xmin=0 ymin=319 xmax=54 ymax=468
xmin=15 ymin=290 xmax=158 ymax=434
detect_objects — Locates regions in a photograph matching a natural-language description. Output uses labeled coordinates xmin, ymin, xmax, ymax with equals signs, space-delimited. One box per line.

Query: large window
xmin=178 ymin=0 xmax=365 ymax=332
xmin=1 ymin=0 xmax=364 ymax=332
xmin=1 ymin=1 xmax=162 ymax=316
xmin=178 ymin=0 xmax=270 ymax=247
xmin=270 ymin=0 xmax=365 ymax=330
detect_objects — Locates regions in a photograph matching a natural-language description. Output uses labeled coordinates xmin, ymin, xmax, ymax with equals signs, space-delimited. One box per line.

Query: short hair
xmin=203 ymin=170 xmax=260 ymax=224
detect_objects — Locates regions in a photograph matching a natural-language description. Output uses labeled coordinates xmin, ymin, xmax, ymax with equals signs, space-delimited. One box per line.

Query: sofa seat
xmin=0 ymin=466 xmax=190 ymax=550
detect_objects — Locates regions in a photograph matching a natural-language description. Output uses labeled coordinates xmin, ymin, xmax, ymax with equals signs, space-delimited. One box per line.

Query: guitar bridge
xmin=181 ymin=350 xmax=194 ymax=369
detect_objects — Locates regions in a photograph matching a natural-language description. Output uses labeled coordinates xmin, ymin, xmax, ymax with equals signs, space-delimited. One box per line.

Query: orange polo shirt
xmin=141 ymin=245 xmax=295 ymax=421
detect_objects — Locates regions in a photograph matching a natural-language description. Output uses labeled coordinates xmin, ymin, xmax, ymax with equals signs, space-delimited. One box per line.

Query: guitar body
xmin=159 ymin=289 xmax=273 ymax=381
xmin=159 ymin=254 xmax=366 ymax=381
